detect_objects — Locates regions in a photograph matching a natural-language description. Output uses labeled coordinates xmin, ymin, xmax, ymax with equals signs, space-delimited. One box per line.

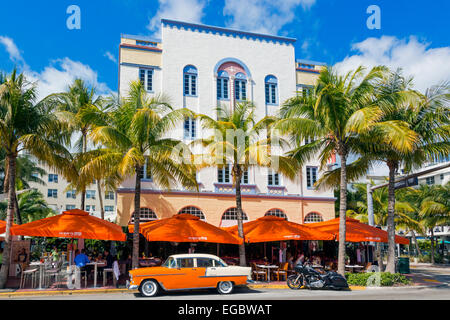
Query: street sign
xmin=394 ymin=177 xmax=418 ymax=190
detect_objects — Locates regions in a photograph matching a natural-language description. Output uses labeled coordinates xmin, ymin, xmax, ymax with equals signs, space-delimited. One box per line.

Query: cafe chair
xmin=44 ymin=259 xmax=63 ymax=288
xmin=20 ymin=265 xmax=38 ymax=289
xmin=272 ymin=262 xmax=289 ymax=281
xmin=251 ymin=263 xmax=267 ymax=281
xmin=103 ymin=268 xmax=114 ymax=287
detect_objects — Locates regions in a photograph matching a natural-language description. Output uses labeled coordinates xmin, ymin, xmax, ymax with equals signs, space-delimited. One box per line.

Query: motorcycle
xmin=287 ymin=262 xmax=349 ymax=290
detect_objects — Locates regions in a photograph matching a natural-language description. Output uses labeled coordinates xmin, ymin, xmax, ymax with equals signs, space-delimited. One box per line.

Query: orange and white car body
xmin=127 ymin=253 xmax=251 ymax=293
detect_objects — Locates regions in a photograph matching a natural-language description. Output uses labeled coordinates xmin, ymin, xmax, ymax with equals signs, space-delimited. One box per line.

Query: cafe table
xmin=256 ymin=264 xmax=279 ymax=282
xmin=29 ymin=261 xmax=44 ymax=290
xmin=345 ymin=265 xmax=364 ymax=273
xmin=86 ymin=261 xmax=106 ymax=287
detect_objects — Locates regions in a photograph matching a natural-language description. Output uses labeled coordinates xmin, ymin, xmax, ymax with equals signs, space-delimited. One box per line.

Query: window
xmin=221 ymin=208 xmax=248 ymax=221
xmin=268 ymin=169 xmax=280 ymax=186
xmin=297 ymin=84 xmax=313 ymax=96
xmin=177 ymin=258 xmax=194 ymax=268
xmin=105 ymin=191 xmax=115 ymax=200
xmin=66 ymin=205 xmax=76 ymax=210
xmin=196 ymin=258 xmax=214 ymax=268
xmin=136 ymin=40 xmax=157 ymax=47
xmin=130 ymin=208 xmax=158 ymax=223
xmin=48 ymin=174 xmax=58 ymax=183
xmin=183 ymin=65 xmax=197 ymax=96
xmin=306 ymin=166 xmax=318 ymax=189
xmin=440 ymin=174 xmax=445 ymax=180
xmin=265 ymin=75 xmax=278 ymax=104
xmin=47 ymin=189 xmax=57 ymax=198
xmin=86 ymin=205 xmax=95 ymax=212
xmin=218 ymin=165 xmax=231 ymax=183
xmin=234 ymin=73 xmax=247 ymax=101
xmin=163 ymin=257 xmax=177 ymax=268
xmin=138 ymin=158 xmax=152 ymax=180
xmin=304 ymin=212 xmax=323 ymax=223
xmin=265 ymin=209 xmax=287 ymax=220
xmin=217 ymin=70 xmax=229 ymax=99
xmin=139 ymin=68 xmax=153 ymax=91
xmin=105 ymin=206 xmax=114 ymax=212
xmin=66 ymin=190 xmax=76 ymax=199
xmin=86 ymin=190 xmax=96 ymax=199
xmin=241 ymin=169 xmax=249 ymax=184
xmin=304 ymin=137 xmax=315 ymax=145
xmin=178 ymin=206 xmax=205 ymax=220
xmin=213 ymin=259 xmax=227 ymax=267
xmin=425 ymin=176 xmax=435 ymax=185
xmin=183 ymin=117 xmax=196 ymax=140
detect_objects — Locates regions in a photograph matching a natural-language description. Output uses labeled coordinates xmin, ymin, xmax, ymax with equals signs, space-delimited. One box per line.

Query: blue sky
xmin=0 ymin=0 xmax=449 ymax=98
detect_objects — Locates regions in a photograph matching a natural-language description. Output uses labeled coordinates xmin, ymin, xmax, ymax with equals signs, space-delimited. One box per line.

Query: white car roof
xmin=168 ymin=253 xmax=221 ymax=260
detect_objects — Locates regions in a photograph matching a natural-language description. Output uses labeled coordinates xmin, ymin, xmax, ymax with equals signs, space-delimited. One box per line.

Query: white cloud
xmin=223 ymin=0 xmax=316 ymax=35
xmin=334 ymin=36 xmax=450 ymax=93
xmin=0 ymin=35 xmax=28 ymax=69
xmin=0 ymin=36 xmax=111 ymax=101
xmin=147 ymin=0 xmax=207 ymax=37
xmin=104 ymin=51 xmax=117 ymax=64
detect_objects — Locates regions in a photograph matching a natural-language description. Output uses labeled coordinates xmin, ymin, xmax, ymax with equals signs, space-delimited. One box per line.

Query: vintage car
xmin=127 ymin=253 xmax=252 ymax=297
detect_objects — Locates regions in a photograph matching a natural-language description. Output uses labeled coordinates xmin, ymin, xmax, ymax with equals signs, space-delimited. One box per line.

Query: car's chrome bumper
xmin=126 ymin=280 xmax=138 ymax=290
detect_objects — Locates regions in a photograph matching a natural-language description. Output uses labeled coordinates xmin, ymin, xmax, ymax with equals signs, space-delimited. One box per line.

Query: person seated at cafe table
xmin=103 ymin=250 xmax=114 ymax=268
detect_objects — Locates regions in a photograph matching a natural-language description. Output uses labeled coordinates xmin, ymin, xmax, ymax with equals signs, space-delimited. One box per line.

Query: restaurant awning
xmin=223 ymin=216 xmax=335 ymax=243
xmin=128 ymin=213 xmax=243 ymax=244
xmin=307 ymin=218 xmax=410 ymax=244
xmin=10 ymin=209 xmax=126 ymax=241
xmin=0 ymin=220 xmax=17 ymax=234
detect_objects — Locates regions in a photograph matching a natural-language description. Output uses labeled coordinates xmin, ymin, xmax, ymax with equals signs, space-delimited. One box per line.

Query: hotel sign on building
xmin=117 ymin=19 xmax=335 ymax=227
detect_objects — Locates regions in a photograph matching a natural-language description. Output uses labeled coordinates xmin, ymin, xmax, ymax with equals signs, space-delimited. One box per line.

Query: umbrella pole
xmin=216 ymin=243 xmax=220 ymax=257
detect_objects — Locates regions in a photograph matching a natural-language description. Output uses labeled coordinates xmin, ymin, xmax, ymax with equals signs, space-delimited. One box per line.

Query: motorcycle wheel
xmin=287 ymin=274 xmax=303 ymax=290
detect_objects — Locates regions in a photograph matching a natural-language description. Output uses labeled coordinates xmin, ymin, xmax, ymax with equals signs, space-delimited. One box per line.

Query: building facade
xmin=28 ymin=161 xmax=117 ymax=221
xmin=117 ymin=19 xmax=335 ymax=227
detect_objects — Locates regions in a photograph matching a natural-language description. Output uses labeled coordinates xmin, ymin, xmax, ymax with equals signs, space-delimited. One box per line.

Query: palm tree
xmin=0 ymin=69 xmax=69 ymax=288
xmin=317 ymin=70 xmax=447 ymax=273
xmin=43 ymin=79 xmax=103 ymax=210
xmin=195 ymin=102 xmax=299 ymax=266
xmin=347 ymin=182 xmax=421 ymax=270
xmin=419 ymin=183 xmax=450 ymax=264
xmin=0 ymin=189 xmax=55 ymax=223
xmin=84 ymin=80 xmax=197 ymax=269
xmin=276 ymin=66 xmax=415 ymax=275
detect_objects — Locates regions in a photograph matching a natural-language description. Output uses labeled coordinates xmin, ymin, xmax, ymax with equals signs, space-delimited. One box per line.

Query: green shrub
xmin=345 ymin=272 xmax=410 ymax=286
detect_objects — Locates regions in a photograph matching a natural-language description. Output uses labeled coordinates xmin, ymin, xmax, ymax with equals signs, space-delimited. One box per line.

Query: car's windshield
xmin=162 ymin=257 xmax=177 ymax=268
xmin=214 ymin=258 xmax=228 ymax=267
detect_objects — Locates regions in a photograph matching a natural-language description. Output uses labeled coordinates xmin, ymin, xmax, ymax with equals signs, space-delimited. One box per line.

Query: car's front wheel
xmin=139 ymin=279 xmax=159 ymax=297
xmin=217 ymin=281 xmax=234 ymax=294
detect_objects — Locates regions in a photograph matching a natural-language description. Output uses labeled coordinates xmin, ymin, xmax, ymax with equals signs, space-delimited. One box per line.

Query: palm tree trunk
xmin=14 ymin=194 xmax=23 ymax=225
xmin=3 ymin=157 xmax=9 ymax=193
xmin=0 ymin=155 xmax=16 ymax=288
xmin=97 ymin=179 xmax=104 ymax=220
xmin=233 ymin=164 xmax=246 ymax=267
xmin=376 ymin=242 xmax=384 ymax=272
xmin=386 ymin=160 xmax=397 ymax=273
xmin=80 ymin=132 xmax=88 ymax=211
xmin=430 ymin=228 xmax=435 ymax=265
xmin=411 ymin=231 xmax=422 ymax=256
xmin=337 ymin=151 xmax=347 ymax=276
xmin=132 ymin=165 xmax=142 ymax=270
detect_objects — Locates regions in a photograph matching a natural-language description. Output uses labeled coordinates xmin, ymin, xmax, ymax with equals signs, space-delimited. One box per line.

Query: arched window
xmin=234 ymin=72 xmax=247 ymax=101
xmin=265 ymin=75 xmax=278 ymax=104
xmin=221 ymin=208 xmax=248 ymax=221
xmin=130 ymin=207 xmax=158 ymax=223
xmin=178 ymin=206 xmax=205 ymax=220
xmin=183 ymin=65 xmax=197 ymax=96
xmin=304 ymin=212 xmax=323 ymax=223
xmin=217 ymin=70 xmax=229 ymax=100
xmin=265 ymin=209 xmax=287 ymax=220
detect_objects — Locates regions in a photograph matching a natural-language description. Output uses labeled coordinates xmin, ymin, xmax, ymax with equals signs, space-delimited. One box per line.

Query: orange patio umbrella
xmin=0 ymin=220 xmax=17 ymax=234
xmin=223 ymin=216 xmax=335 ymax=243
xmin=128 ymin=214 xmax=243 ymax=244
xmin=10 ymin=209 xmax=126 ymax=241
xmin=307 ymin=218 xmax=410 ymax=244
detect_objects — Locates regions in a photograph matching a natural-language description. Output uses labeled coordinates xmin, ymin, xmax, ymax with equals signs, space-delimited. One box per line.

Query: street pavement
xmin=4 ymin=285 xmax=450 ymax=300
xmin=1 ymin=264 xmax=449 ymax=300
